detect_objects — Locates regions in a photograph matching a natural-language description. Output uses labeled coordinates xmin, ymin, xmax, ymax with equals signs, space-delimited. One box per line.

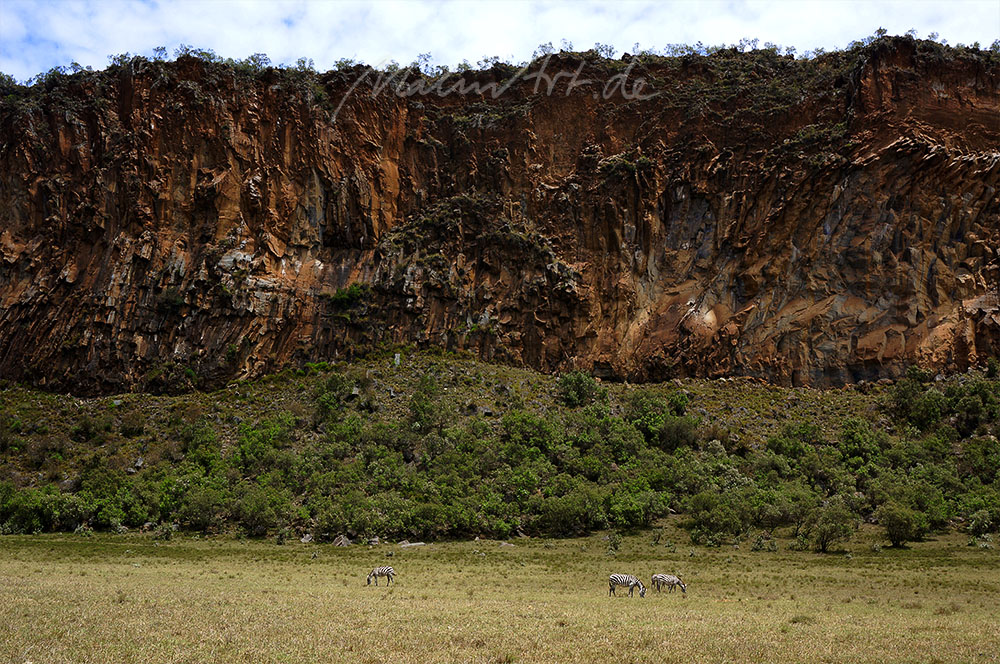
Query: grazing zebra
xmin=367 ymin=566 xmax=395 ymax=586
xmin=651 ymin=573 xmax=687 ymax=594
xmin=609 ymin=574 xmax=646 ymax=598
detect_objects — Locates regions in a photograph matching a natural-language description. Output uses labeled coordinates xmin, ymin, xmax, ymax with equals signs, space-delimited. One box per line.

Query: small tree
xmin=875 ymin=501 xmax=928 ymax=547
xmin=178 ymin=485 xmax=227 ymax=531
xmin=557 ymin=371 xmax=606 ymax=408
xmin=777 ymin=482 xmax=821 ymax=537
xmin=409 ymin=373 xmax=451 ymax=434
xmin=685 ymin=490 xmax=741 ymax=545
xmin=967 ymin=509 xmax=995 ymax=537
xmin=315 ymin=371 xmax=353 ymax=421
xmin=625 ymin=389 xmax=668 ymax=443
xmin=657 ymin=415 xmax=700 ymax=452
xmin=811 ymin=499 xmax=856 ymax=552
xmin=232 ymin=484 xmax=291 ymax=537
xmin=607 ymin=530 xmax=622 ymax=555
xmin=666 ymin=391 xmax=689 ymax=415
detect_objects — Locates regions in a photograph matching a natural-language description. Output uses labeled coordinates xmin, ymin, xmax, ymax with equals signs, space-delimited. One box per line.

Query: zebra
xmin=367 ymin=566 xmax=395 ymax=586
xmin=651 ymin=573 xmax=687 ymax=594
xmin=609 ymin=574 xmax=646 ymax=598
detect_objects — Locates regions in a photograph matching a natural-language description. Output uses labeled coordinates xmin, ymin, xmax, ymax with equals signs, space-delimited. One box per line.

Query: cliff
xmin=1 ymin=37 xmax=998 ymax=394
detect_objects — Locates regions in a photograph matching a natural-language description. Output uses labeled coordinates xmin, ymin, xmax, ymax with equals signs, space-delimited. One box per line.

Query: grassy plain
xmin=2 ymin=526 xmax=997 ymax=664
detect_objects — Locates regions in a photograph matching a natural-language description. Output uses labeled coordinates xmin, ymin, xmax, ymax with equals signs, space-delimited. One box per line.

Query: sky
xmin=1 ymin=0 xmax=998 ymax=81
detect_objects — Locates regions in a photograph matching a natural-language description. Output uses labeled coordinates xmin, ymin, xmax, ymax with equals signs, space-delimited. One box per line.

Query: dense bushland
xmin=2 ymin=360 xmax=998 ymax=550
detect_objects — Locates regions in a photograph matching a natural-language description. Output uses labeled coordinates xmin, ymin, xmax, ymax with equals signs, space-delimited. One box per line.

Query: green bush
xmin=967 ymin=509 xmax=995 ymax=537
xmin=5 ymin=352 xmax=997 ymax=542
xmin=625 ymin=390 xmax=669 ymax=443
xmin=784 ymin=486 xmax=822 ymax=537
xmin=0 ymin=480 xmax=14 ymax=512
xmin=685 ymin=490 xmax=741 ymax=544
xmin=875 ymin=500 xmax=928 ymax=547
xmin=77 ymin=467 xmax=151 ymax=529
xmin=178 ymin=485 xmax=227 ymax=531
xmin=666 ymin=391 xmax=689 ymax=415
xmin=895 ymin=371 xmax=999 ymax=436
xmin=409 ymin=374 xmax=451 ymax=434
xmin=766 ymin=422 xmax=821 ymax=460
xmin=314 ymin=372 xmax=354 ymax=420
xmin=310 ymin=495 xmax=348 ymax=541
xmin=232 ymin=483 xmax=292 ymax=537
xmin=119 ymin=411 xmax=146 ymax=437
xmin=557 ymin=372 xmax=606 ymax=408
xmin=907 ymin=366 xmax=935 ymax=384
xmin=322 ymin=283 xmax=369 ymax=309
xmin=179 ymin=418 xmax=223 ymax=473
xmin=606 ymin=478 xmax=665 ymax=529
xmin=0 ymin=415 xmax=17 ymax=454
xmin=71 ymin=414 xmax=112 ymax=443
xmin=959 ymin=487 xmax=1000 ymax=536
xmin=233 ymin=413 xmax=295 ymax=475
xmin=535 ymin=483 xmax=607 ymax=535
xmin=909 ymin=388 xmax=947 ymax=430
xmin=838 ymin=418 xmax=887 ymax=471
xmin=405 ymin=499 xmax=465 ymax=539
xmin=749 ymin=450 xmax=793 ymax=484
xmin=0 ymin=485 xmax=78 ymax=533
xmin=954 ymin=394 xmax=985 ymax=438
xmin=959 ymin=436 xmax=1000 ymax=483
xmin=809 ymin=498 xmax=857 ymax=552
xmin=501 ymin=410 xmax=563 ymax=461
xmin=657 ymin=415 xmax=700 ymax=452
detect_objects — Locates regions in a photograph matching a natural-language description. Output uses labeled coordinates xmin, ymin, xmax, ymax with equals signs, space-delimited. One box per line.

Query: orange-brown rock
xmin=0 ymin=37 xmax=998 ymax=394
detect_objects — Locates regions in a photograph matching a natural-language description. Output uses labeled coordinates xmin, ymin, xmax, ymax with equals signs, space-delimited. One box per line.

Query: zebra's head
xmin=366 ymin=573 xmax=373 ymax=585
xmin=639 ymin=584 xmax=647 ymax=598
xmin=679 ymin=580 xmax=687 ymax=593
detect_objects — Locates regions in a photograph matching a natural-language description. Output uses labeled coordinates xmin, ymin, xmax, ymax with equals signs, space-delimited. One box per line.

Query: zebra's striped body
xmin=367 ymin=566 xmax=395 ymax=586
xmin=651 ymin=573 xmax=686 ymax=593
xmin=609 ymin=574 xmax=646 ymax=598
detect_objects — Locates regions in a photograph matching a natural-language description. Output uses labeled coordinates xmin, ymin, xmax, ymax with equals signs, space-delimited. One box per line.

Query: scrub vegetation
xmin=2 ymin=350 xmax=998 ymax=554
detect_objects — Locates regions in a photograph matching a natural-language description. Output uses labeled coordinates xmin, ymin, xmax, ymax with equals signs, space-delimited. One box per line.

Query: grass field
xmin=2 ymin=525 xmax=998 ymax=664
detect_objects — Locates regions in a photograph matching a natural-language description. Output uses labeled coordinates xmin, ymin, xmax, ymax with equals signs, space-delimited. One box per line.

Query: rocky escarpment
xmin=1 ymin=37 xmax=998 ymax=394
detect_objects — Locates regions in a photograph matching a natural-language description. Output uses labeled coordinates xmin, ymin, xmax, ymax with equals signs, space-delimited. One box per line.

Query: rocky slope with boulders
xmin=1 ymin=36 xmax=998 ymax=394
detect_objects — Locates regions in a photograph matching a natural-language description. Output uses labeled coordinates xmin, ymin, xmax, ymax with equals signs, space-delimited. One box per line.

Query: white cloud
xmin=1 ymin=0 xmax=997 ymax=81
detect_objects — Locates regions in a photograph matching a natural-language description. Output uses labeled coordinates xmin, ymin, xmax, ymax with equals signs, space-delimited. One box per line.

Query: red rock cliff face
xmin=1 ymin=38 xmax=998 ymax=394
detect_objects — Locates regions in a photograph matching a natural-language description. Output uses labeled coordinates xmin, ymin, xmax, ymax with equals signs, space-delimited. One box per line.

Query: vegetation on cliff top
xmin=3 ymin=30 xmax=998 ymax=89
xmin=1 ymin=351 xmax=998 ymax=551
xmin=3 ymin=33 xmax=997 ymax=128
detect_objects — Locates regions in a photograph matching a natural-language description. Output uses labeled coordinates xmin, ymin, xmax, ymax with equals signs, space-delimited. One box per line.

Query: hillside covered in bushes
xmin=1 ymin=351 xmax=998 ymax=549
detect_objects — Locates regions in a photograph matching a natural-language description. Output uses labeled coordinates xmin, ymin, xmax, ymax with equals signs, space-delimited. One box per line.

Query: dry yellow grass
xmin=2 ymin=528 xmax=998 ymax=663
